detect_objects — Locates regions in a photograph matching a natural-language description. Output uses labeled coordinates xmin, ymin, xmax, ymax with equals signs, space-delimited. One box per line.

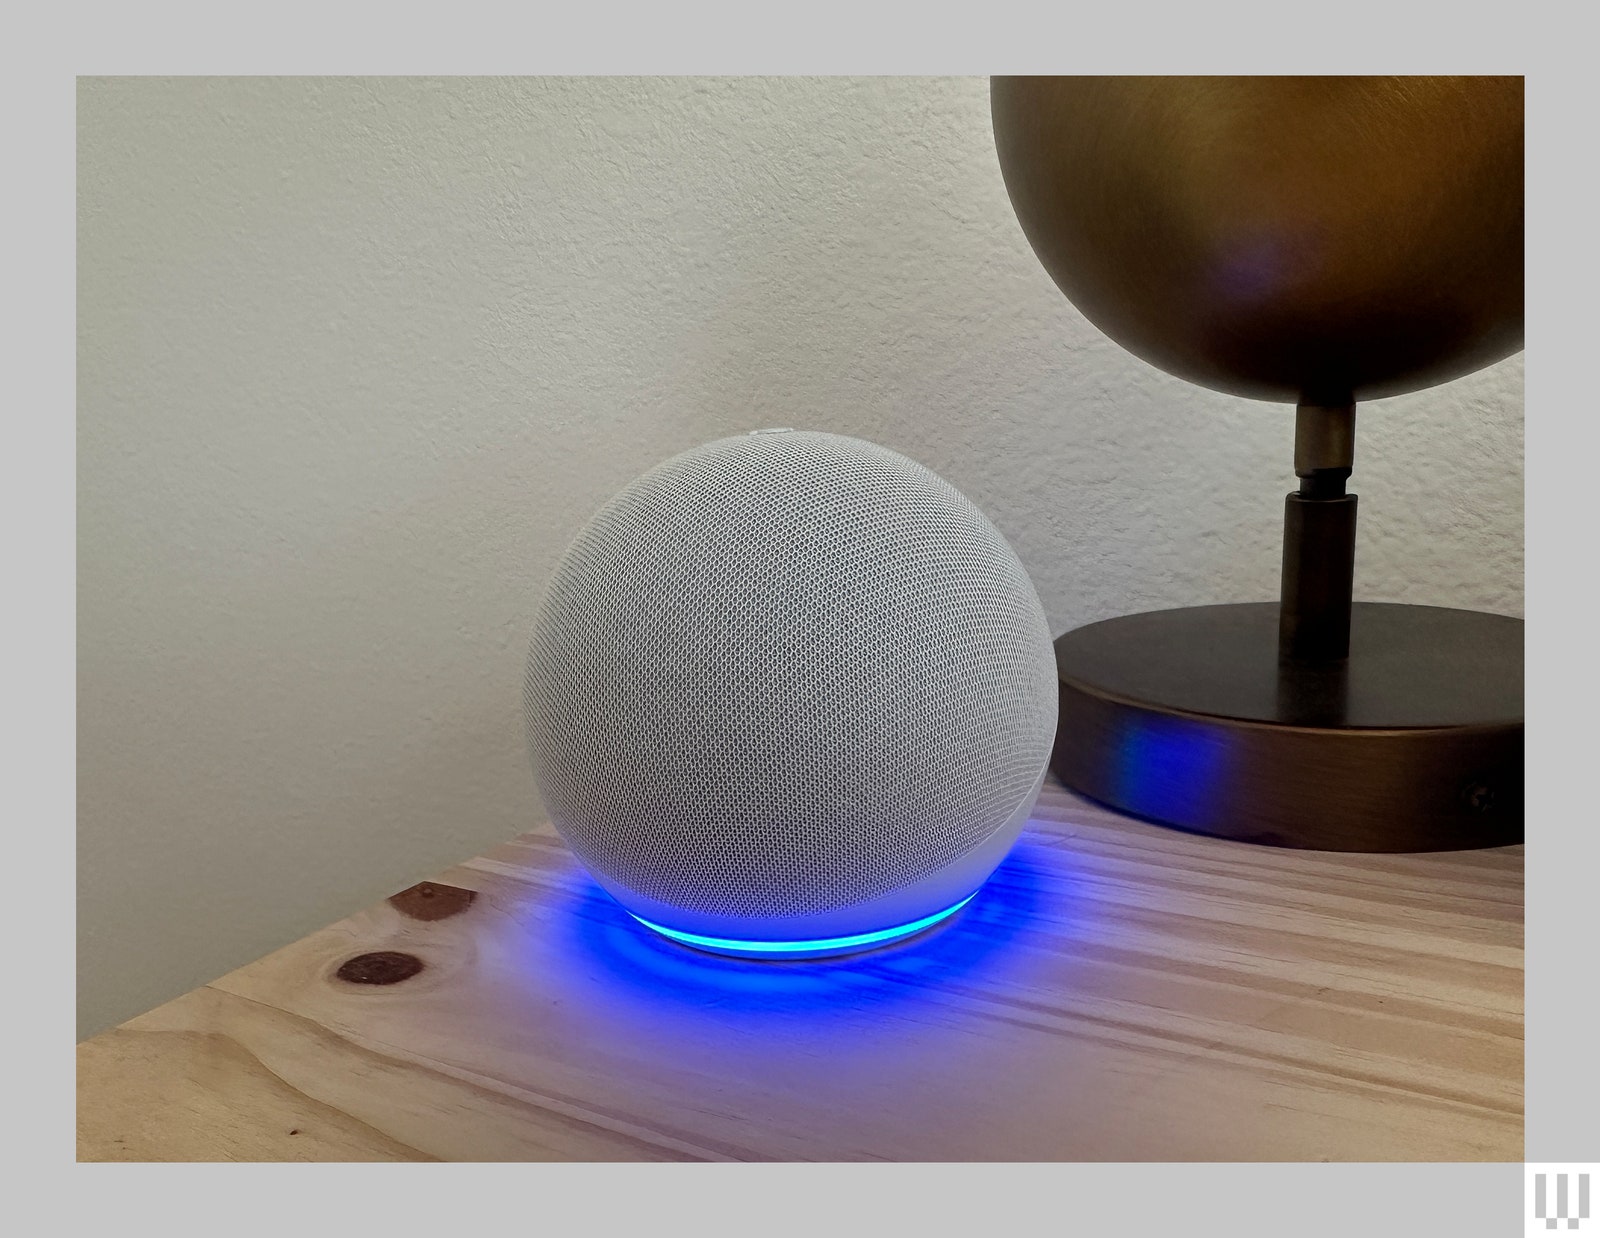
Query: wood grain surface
xmin=77 ymin=777 xmax=1523 ymax=1162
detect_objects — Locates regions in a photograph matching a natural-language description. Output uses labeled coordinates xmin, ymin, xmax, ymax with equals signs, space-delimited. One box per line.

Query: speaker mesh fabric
xmin=523 ymin=431 xmax=1056 ymax=920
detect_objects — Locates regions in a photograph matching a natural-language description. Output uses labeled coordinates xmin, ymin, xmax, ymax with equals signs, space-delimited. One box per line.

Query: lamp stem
xmin=1279 ymin=401 xmax=1358 ymax=662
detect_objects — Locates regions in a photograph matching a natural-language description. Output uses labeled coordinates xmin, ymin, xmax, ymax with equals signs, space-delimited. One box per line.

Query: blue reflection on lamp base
xmin=626 ymin=893 xmax=978 ymax=960
xmin=1109 ymin=713 xmax=1227 ymax=828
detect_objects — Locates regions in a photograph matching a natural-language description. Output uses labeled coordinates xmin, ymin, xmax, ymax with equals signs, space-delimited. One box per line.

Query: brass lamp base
xmin=1051 ymin=601 xmax=1523 ymax=852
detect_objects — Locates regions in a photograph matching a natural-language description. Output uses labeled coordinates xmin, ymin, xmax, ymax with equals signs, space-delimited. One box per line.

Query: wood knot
xmin=336 ymin=951 xmax=424 ymax=985
xmin=388 ymin=881 xmax=477 ymax=921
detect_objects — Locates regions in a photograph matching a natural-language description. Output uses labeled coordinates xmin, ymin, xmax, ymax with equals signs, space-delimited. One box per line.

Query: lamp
xmin=990 ymin=76 xmax=1524 ymax=851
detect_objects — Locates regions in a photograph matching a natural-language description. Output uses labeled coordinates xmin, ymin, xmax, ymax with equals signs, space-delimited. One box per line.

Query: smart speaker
xmin=523 ymin=430 xmax=1057 ymax=958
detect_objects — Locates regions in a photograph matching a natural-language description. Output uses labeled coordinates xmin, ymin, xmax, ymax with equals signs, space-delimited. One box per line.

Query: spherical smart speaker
xmin=523 ymin=430 xmax=1057 ymax=958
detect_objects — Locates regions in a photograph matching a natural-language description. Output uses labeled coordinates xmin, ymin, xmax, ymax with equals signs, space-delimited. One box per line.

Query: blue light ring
xmin=628 ymin=893 xmax=978 ymax=958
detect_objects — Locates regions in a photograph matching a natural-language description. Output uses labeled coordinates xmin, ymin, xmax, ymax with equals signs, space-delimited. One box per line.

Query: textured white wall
xmin=77 ymin=76 xmax=1523 ymax=1038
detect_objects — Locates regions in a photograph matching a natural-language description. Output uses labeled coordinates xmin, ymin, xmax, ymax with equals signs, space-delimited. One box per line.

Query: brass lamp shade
xmin=991 ymin=76 xmax=1524 ymax=404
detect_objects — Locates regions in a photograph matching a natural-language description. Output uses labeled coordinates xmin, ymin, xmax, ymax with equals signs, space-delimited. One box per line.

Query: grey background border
xmin=15 ymin=0 xmax=1592 ymax=1229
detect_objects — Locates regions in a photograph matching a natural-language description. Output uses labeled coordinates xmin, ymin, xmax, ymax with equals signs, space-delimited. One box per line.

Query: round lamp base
xmin=1052 ymin=602 xmax=1523 ymax=852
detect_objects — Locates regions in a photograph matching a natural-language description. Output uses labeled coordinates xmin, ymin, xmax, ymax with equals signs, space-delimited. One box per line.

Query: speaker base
xmin=1051 ymin=602 xmax=1523 ymax=852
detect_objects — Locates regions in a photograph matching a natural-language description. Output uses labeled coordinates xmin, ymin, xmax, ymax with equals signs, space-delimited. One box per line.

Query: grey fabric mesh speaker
xmin=523 ymin=430 xmax=1057 ymax=956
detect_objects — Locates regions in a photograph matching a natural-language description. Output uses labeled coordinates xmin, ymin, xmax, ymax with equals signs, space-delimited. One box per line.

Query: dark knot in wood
xmin=387 ymin=882 xmax=477 ymax=921
xmin=336 ymin=951 xmax=424 ymax=985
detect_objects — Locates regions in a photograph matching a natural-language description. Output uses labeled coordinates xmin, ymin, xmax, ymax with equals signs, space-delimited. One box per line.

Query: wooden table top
xmin=76 ymin=776 xmax=1523 ymax=1162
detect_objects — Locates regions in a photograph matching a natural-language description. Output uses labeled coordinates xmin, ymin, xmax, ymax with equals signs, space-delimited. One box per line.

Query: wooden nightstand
xmin=77 ymin=776 xmax=1522 ymax=1161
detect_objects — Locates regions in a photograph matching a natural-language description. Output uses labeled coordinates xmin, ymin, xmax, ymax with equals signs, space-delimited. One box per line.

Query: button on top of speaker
xmin=748 ymin=427 xmax=794 ymax=435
